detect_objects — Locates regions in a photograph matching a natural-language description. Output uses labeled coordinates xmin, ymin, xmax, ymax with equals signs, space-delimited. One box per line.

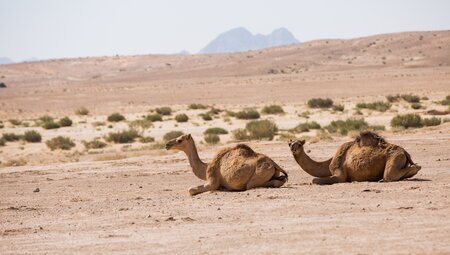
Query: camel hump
xmin=234 ymin=144 xmax=256 ymax=157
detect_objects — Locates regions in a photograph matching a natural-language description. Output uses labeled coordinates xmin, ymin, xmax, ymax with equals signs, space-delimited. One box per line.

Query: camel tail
xmin=404 ymin=150 xmax=415 ymax=167
xmin=273 ymin=161 xmax=288 ymax=181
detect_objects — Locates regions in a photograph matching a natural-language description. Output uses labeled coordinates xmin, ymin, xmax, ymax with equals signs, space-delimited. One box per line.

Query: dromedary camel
xmin=288 ymin=131 xmax=421 ymax=184
xmin=165 ymin=134 xmax=288 ymax=195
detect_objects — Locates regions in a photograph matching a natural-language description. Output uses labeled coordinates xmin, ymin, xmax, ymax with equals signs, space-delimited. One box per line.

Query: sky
xmin=1 ymin=0 xmax=450 ymax=62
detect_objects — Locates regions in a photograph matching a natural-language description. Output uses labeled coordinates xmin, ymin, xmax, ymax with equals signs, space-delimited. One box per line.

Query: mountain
xmin=199 ymin=27 xmax=299 ymax=54
xmin=0 ymin=57 xmax=14 ymax=65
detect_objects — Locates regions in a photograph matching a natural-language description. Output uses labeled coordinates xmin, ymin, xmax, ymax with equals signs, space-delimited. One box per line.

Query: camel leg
xmin=189 ymin=179 xmax=220 ymax=196
xmin=383 ymin=153 xmax=421 ymax=182
xmin=312 ymin=166 xmax=347 ymax=185
xmin=246 ymin=162 xmax=276 ymax=190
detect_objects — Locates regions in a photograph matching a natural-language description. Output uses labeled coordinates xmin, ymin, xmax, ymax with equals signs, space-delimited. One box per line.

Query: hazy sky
xmin=1 ymin=0 xmax=450 ymax=61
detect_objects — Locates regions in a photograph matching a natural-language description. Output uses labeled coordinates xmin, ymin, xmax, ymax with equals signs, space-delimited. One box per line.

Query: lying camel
xmin=288 ymin=131 xmax=421 ymax=184
xmin=165 ymin=134 xmax=288 ymax=195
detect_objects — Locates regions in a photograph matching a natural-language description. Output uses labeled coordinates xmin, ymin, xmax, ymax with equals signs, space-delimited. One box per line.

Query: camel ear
xmin=186 ymin=134 xmax=192 ymax=140
xmin=300 ymin=140 xmax=306 ymax=145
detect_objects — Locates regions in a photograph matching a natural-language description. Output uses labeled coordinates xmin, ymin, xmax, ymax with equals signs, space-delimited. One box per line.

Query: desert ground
xmin=1 ymin=31 xmax=450 ymax=254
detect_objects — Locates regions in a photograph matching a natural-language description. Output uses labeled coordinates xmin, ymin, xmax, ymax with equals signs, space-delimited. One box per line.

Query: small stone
xmin=33 ymin=188 xmax=40 ymax=193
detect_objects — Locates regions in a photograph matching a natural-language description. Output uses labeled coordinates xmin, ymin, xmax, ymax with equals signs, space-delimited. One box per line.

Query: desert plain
xmin=1 ymin=31 xmax=450 ymax=254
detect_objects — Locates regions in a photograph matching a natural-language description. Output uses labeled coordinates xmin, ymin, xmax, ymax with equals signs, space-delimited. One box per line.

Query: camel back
xmin=206 ymin=144 xmax=257 ymax=180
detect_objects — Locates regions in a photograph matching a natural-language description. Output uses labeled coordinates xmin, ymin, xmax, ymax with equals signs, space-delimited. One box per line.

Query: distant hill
xmin=199 ymin=27 xmax=299 ymax=54
xmin=0 ymin=57 xmax=14 ymax=65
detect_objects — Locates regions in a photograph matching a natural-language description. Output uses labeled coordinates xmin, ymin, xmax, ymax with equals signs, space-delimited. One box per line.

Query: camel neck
xmin=293 ymin=148 xmax=332 ymax=178
xmin=183 ymin=139 xmax=207 ymax=180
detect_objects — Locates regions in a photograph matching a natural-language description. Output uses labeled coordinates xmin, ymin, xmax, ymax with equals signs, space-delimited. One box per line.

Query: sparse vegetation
xmin=200 ymin=113 xmax=212 ymax=121
xmin=411 ymin=103 xmax=422 ymax=109
xmin=422 ymin=117 xmax=441 ymax=127
xmin=232 ymin=128 xmax=251 ymax=141
xmin=129 ymin=119 xmax=153 ymax=134
xmin=204 ymin=134 xmax=220 ymax=145
xmin=307 ymin=98 xmax=333 ymax=108
xmin=401 ymin=94 xmax=420 ymax=103
xmin=146 ymin=113 xmax=163 ymax=122
xmin=46 ymin=136 xmax=75 ymax=150
xmin=155 ymin=107 xmax=172 ymax=115
xmin=261 ymin=105 xmax=284 ymax=114
xmin=0 ymin=138 xmax=5 ymax=146
xmin=391 ymin=114 xmax=423 ymax=128
xmin=440 ymin=95 xmax=450 ymax=106
xmin=245 ymin=119 xmax=278 ymax=140
xmin=105 ymin=129 xmax=139 ymax=143
xmin=175 ymin=113 xmax=189 ymax=123
xmin=207 ymin=108 xmax=222 ymax=115
xmin=235 ymin=108 xmax=260 ymax=120
xmin=75 ymin=107 xmax=89 ymax=115
xmin=332 ymin=104 xmax=345 ymax=112
xmin=92 ymin=121 xmax=106 ymax=127
xmin=83 ymin=139 xmax=107 ymax=149
xmin=139 ymin=136 xmax=155 ymax=143
xmin=356 ymin=101 xmax=391 ymax=112
xmin=9 ymin=119 xmax=22 ymax=126
xmin=59 ymin=116 xmax=73 ymax=127
xmin=291 ymin=121 xmax=321 ymax=133
xmin=107 ymin=113 xmax=125 ymax=122
xmin=368 ymin=125 xmax=386 ymax=131
xmin=2 ymin=133 xmax=22 ymax=142
xmin=188 ymin=103 xmax=208 ymax=110
xmin=325 ymin=118 xmax=369 ymax=135
xmin=39 ymin=115 xmax=54 ymax=123
xmin=23 ymin=130 xmax=42 ymax=143
xmin=386 ymin=94 xmax=401 ymax=103
xmin=42 ymin=121 xmax=60 ymax=129
xmin=163 ymin=131 xmax=184 ymax=142
xmin=204 ymin=127 xmax=228 ymax=135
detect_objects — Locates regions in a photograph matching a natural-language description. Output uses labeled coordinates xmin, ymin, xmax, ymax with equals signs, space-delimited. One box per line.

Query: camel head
xmin=288 ymin=139 xmax=306 ymax=154
xmin=165 ymin=134 xmax=192 ymax=151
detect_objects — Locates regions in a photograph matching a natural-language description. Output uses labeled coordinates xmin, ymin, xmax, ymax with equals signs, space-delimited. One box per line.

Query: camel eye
xmin=177 ymin=140 xmax=182 ymax=143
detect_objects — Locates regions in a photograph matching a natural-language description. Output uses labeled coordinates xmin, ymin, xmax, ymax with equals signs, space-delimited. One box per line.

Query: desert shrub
xmin=386 ymin=94 xmax=400 ymax=102
xmin=42 ymin=121 xmax=60 ymax=129
xmin=59 ymin=116 xmax=73 ymax=127
xmin=356 ymin=101 xmax=391 ymax=112
xmin=0 ymin=123 xmax=3 ymax=129
xmin=75 ymin=107 xmax=89 ymax=115
xmin=261 ymin=105 xmax=284 ymax=114
xmin=421 ymin=96 xmax=429 ymax=100
xmin=204 ymin=134 xmax=220 ymax=145
xmin=2 ymin=133 xmax=22 ymax=141
xmin=232 ymin=128 xmax=251 ymax=141
xmin=23 ymin=130 xmax=42 ymax=143
xmin=411 ymin=103 xmax=422 ymax=109
xmin=105 ymin=129 xmax=139 ymax=143
xmin=188 ymin=103 xmax=208 ymax=110
xmin=175 ymin=113 xmax=189 ymax=123
xmin=139 ymin=136 xmax=155 ymax=143
xmin=46 ymin=136 xmax=75 ymax=150
xmin=421 ymin=117 xmax=441 ymax=127
xmin=0 ymin=138 xmax=5 ymax=146
xmin=291 ymin=121 xmax=321 ymax=133
xmin=92 ymin=121 xmax=106 ymax=127
xmin=325 ymin=118 xmax=369 ymax=135
xmin=440 ymin=95 xmax=450 ymax=106
xmin=39 ymin=115 xmax=54 ymax=123
xmin=401 ymin=94 xmax=420 ymax=103
xmin=200 ymin=113 xmax=212 ymax=121
xmin=146 ymin=114 xmax=163 ymax=122
xmin=332 ymin=104 xmax=345 ymax=112
xmin=83 ymin=139 xmax=107 ymax=149
xmin=155 ymin=107 xmax=172 ymax=115
xmin=9 ymin=119 xmax=22 ymax=126
xmin=235 ymin=109 xmax=260 ymax=120
xmin=207 ymin=108 xmax=222 ymax=115
xmin=204 ymin=127 xmax=228 ymax=135
xmin=107 ymin=113 xmax=125 ymax=122
xmin=368 ymin=125 xmax=386 ymax=131
xmin=163 ymin=131 xmax=184 ymax=142
xmin=0 ymin=82 xmax=6 ymax=88
xmin=246 ymin=119 xmax=278 ymax=140
xmin=391 ymin=114 xmax=423 ymax=128
xmin=129 ymin=119 xmax=153 ymax=134
xmin=307 ymin=98 xmax=333 ymax=108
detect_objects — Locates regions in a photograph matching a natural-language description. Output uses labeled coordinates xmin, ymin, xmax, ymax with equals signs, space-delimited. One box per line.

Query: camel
xmin=288 ymin=131 xmax=421 ymax=184
xmin=165 ymin=134 xmax=288 ymax=195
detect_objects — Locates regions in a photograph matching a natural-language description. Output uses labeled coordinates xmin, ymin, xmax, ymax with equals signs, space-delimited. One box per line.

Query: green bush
xmin=422 ymin=117 xmax=441 ymax=126
xmin=39 ymin=115 xmax=54 ymax=123
xmin=175 ymin=113 xmax=189 ymax=123
xmin=356 ymin=101 xmax=391 ymax=112
xmin=204 ymin=134 xmax=220 ymax=145
xmin=332 ymin=104 xmax=345 ymax=112
xmin=23 ymin=130 xmax=42 ymax=143
xmin=59 ymin=116 xmax=73 ymax=127
xmin=204 ymin=127 xmax=228 ymax=135
xmin=146 ymin=114 xmax=163 ymax=122
xmin=325 ymin=118 xmax=369 ymax=135
xmin=188 ymin=103 xmax=208 ymax=110
xmin=139 ymin=136 xmax=155 ymax=143
xmin=207 ymin=108 xmax=222 ymax=115
xmin=401 ymin=94 xmax=420 ymax=103
xmin=155 ymin=107 xmax=172 ymax=116
xmin=307 ymin=98 xmax=333 ymax=108
xmin=75 ymin=107 xmax=89 ymax=115
xmin=261 ymin=105 xmax=284 ymax=114
xmin=9 ymin=119 xmax=22 ymax=126
xmin=105 ymin=129 xmax=139 ymax=143
xmin=391 ymin=114 xmax=423 ymax=128
xmin=246 ymin=119 xmax=278 ymax=140
xmin=107 ymin=113 xmax=125 ymax=122
xmin=232 ymin=128 xmax=251 ymax=141
xmin=163 ymin=131 xmax=184 ymax=142
xmin=83 ymin=139 xmax=107 ymax=149
xmin=42 ymin=121 xmax=60 ymax=129
xmin=46 ymin=136 xmax=75 ymax=150
xmin=386 ymin=94 xmax=400 ymax=103
xmin=2 ymin=133 xmax=22 ymax=141
xmin=411 ymin=103 xmax=422 ymax=109
xmin=291 ymin=121 xmax=321 ymax=133
xmin=235 ymin=109 xmax=260 ymax=120
xmin=440 ymin=95 xmax=450 ymax=106
xmin=200 ymin=113 xmax=212 ymax=121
